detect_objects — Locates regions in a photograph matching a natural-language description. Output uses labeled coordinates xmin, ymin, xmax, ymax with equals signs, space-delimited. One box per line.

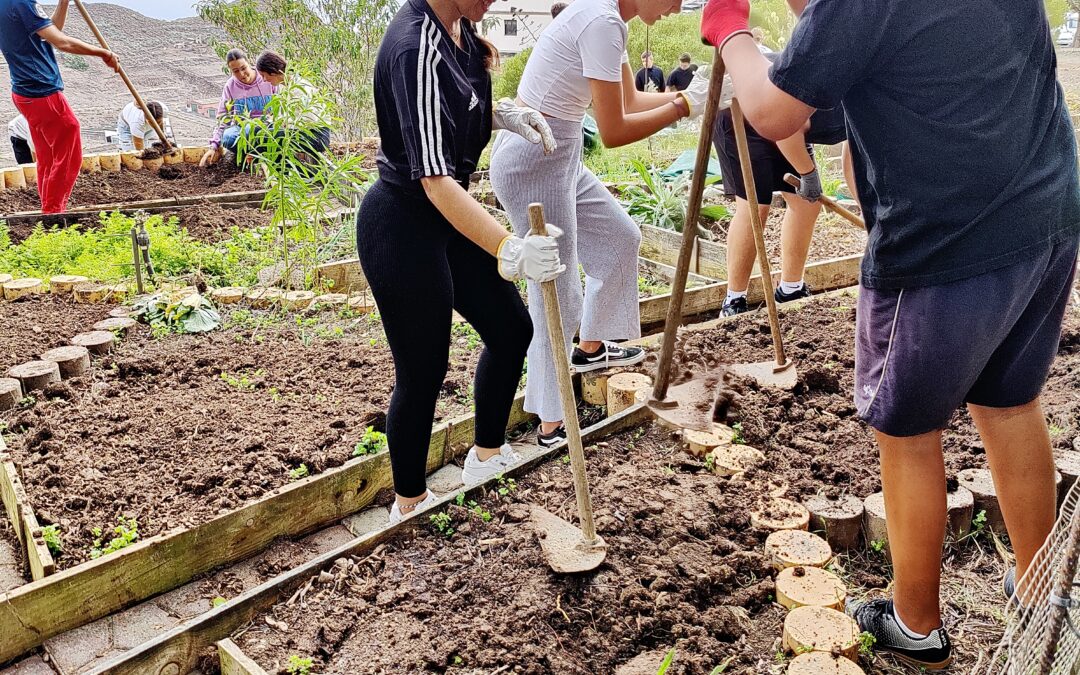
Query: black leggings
xmin=11 ymin=136 xmax=32 ymax=165
xmin=356 ymin=179 xmax=532 ymax=498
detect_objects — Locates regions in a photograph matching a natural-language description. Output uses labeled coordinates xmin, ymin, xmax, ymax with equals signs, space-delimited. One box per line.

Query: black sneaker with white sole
xmin=537 ymin=425 xmax=567 ymax=448
xmin=849 ymin=599 xmax=952 ymax=670
xmin=774 ymin=283 xmax=812 ymax=303
xmin=570 ymin=341 xmax=645 ymax=373
xmin=721 ymin=296 xmax=749 ymax=317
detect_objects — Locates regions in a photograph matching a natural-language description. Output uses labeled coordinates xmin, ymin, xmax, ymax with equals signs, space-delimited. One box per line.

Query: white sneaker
xmin=388 ymin=489 xmax=439 ymax=525
xmin=461 ymin=444 xmax=523 ymax=485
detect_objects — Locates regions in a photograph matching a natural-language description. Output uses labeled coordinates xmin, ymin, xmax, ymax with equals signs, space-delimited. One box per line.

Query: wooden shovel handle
xmin=782 ymin=173 xmax=865 ymax=230
xmin=528 ymin=204 xmax=598 ymax=545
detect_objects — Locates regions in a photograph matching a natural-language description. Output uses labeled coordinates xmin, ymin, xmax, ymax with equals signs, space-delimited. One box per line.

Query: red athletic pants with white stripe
xmin=12 ymin=91 xmax=81 ymax=214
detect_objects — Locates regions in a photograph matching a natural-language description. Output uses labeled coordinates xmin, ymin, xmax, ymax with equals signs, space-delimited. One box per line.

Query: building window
xmin=504 ymin=19 xmax=518 ymax=36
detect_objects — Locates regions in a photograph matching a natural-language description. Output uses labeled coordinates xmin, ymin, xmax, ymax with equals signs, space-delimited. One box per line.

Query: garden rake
xmin=527 ymin=203 xmax=606 ymax=574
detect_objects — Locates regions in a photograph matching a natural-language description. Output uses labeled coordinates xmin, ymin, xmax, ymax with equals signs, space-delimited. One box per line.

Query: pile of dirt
xmin=0 ymin=307 xmax=486 ymax=569
xmin=0 ymin=294 xmax=115 ymax=370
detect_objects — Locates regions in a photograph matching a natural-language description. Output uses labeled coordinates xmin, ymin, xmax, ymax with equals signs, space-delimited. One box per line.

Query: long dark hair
xmin=256 ymin=50 xmax=288 ymax=76
xmin=463 ymin=19 xmax=499 ymax=71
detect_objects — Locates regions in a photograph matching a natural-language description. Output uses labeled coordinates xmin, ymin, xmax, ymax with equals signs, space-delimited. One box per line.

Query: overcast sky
xmin=86 ymin=0 xmax=199 ymax=20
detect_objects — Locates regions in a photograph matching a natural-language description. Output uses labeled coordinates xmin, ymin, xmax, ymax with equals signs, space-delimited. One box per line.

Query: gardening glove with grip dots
xmin=497 ymin=225 xmax=566 ymax=283
xmin=677 ymin=71 xmax=712 ymax=119
xmin=493 ymin=99 xmax=557 ymax=155
xmin=701 ymin=0 xmax=751 ymax=48
xmin=797 ymin=168 xmax=822 ymax=201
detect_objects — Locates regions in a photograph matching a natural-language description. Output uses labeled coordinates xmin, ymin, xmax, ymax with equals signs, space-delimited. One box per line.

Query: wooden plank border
xmin=0 ymin=190 xmax=270 ymax=225
xmin=0 ymin=436 xmax=55 ymax=581
xmin=0 ymin=397 xmax=533 ymax=667
xmin=639 ymin=223 xmax=731 ymax=279
xmin=89 ymin=403 xmax=652 ymax=675
xmin=217 ymin=639 xmax=270 ymax=675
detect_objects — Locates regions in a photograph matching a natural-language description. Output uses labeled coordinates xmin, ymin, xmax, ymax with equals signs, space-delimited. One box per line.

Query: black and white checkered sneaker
xmin=849 ymin=599 xmax=952 ymax=670
xmin=570 ymin=341 xmax=645 ymax=373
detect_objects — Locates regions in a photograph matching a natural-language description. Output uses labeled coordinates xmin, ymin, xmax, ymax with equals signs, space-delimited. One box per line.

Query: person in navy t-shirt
xmin=703 ymin=0 xmax=1080 ymax=667
xmin=0 ymin=0 xmax=118 ymax=213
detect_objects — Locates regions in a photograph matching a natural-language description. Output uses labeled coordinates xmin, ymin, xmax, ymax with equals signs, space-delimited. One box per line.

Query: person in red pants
xmin=0 ymin=0 xmax=118 ymax=213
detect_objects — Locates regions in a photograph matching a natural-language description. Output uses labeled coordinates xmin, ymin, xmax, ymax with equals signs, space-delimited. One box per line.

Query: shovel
xmin=526 ymin=203 xmax=606 ymax=574
xmin=782 ymin=173 xmax=865 ymax=230
xmin=726 ymin=99 xmax=797 ymax=390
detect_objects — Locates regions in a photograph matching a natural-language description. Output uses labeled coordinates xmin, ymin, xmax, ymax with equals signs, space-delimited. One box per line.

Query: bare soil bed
xmin=0 ymin=162 xmax=265 ymax=214
xmin=233 ymin=291 xmax=1078 ymax=674
xmin=0 ymin=294 xmax=117 ymax=371
xmin=0 ymin=305 xmax=488 ymax=570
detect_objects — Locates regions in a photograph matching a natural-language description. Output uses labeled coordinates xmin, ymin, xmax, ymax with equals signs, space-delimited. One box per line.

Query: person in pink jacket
xmin=200 ymin=48 xmax=276 ymax=167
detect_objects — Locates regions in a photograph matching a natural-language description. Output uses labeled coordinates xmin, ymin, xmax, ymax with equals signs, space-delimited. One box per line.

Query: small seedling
xmin=18 ymin=396 xmax=35 ymax=408
xmin=708 ymin=657 xmax=735 ymax=674
xmin=795 ymin=645 xmax=814 ymax=655
xmin=41 ymin=524 xmax=62 ymax=557
xmin=704 ymin=453 xmax=716 ymax=473
xmin=353 ymin=426 xmax=388 ymax=456
xmin=454 ymin=492 xmax=466 ymax=507
xmin=430 ymin=511 xmax=455 ymax=537
xmin=731 ymin=422 xmax=745 ymax=445
xmin=451 ymin=655 xmax=464 ymax=666
xmin=90 ymin=516 xmax=139 ymax=559
xmin=561 ymin=454 xmax=571 ymax=464
xmin=211 ymin=596 xmax=227 ymax=608
xmin=286 ymin=655 xmax=314 ymax=675
xmin=656 ymin=649 xmax=675 ymax=675
xmin=869 ymin=538 xmax=887 ymax=554
xmin=496 ymin=474 xmax=517 ymax=498
xmin=289 ymin=464 xmax=310 ymax=480
xmin=972 ymin=509 xmax=987 ymax=536
xmin=858 ymin=631 xmax=876 ymax=656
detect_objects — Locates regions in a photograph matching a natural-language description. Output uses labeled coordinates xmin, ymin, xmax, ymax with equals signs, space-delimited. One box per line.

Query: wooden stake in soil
xmin=783 ymin=605 xmax=860 ymax=660
xmin=217 ymin=639 xmax=270 ymax=675
xmin=281 ymin=290 xmax=315 ymax=311
xmin=3 ymin=278 xmax=44 ymax=301
xmin=72 ymin=282 xmax=110 ymax=304
xmin=708 ymin=444 xmax=764 ymax=477
xmin=98 ymin=153 xmax=122 ymax=172
xmin=93 ymin=317 xmax=137 ymax=334
xmin=4 ymin=167 xmax=27 ymax=189
xmin=765 ymin=529 xmax=832 ymax=570
xmin=0 ymin=378 xmax=23 ymax=411
xmin=20 ymin=164 xmax=36 ymax=184
xmin=803 ymin=493 xmax=864 ymax=552
xmin=71 ymin=331 xmax=115 ymax=355
xmin=683 ymin=423 xmax=735 ymax=458
xmin=581 ymin=371 xmax=609 ymax=406
xmin=48 ymin=274 xmax=90 ymax=295
xmin=7 ymin=360 xmax=60 ymax=393
xmin=862 ymin=491 xmax=888 ymax=551
xmin=786 ymin=652 xmax=864 ymax=675
xmin=40 ymin=345 xmax=91 ymax=379
xmin=80 ymin=154 xmax=101 ymax=173
xmin=946 ymin=485 xmax=974 ymax=540
xmin=120 ymin=151 xmax=143 ymax=171
xmin=751 ymin=497 xmax=810 ymax=531
xmin=211 ymin=287 xmax=247 ymax=305
xmin=607 ymin=372 xmax=652 ymax=415
xmin=775 ymin=565 xmax=847 ymax=610
xmin=957 ymin=468 xmax=1005 ymax=533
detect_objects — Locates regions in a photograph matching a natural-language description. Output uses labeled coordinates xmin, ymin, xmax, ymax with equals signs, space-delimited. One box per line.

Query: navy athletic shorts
xmin=855 ymin=235 xmax=1079 ymax=437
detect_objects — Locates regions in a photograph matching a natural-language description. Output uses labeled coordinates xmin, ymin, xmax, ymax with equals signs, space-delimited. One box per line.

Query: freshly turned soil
xmin=0 ymin=307 xmax=487 ymax=569
xmin=0 ymin=294 xmax=116 ymax=371
xmin=0 ymin=161 xmax=265 ymax=213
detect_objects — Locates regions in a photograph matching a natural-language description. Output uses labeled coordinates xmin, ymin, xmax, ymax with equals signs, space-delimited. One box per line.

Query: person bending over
xmin=116 ymin=100 xmax=167 ymax=152
xmin=8 ymin=114 xmax=33 ymax=165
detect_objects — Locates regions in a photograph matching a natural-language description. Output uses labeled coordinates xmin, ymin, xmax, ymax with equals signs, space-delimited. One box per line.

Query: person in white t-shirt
xmin=116 ymin=100 xmax=170 ymax=152
xmin=7 ymin=113 xmax=34 ymax=164
xmin=489 ymin=0 xmax=711 ymax=448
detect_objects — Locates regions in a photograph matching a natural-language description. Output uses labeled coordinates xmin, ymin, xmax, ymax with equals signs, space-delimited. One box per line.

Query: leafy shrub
xmin=492 ymin=48 xmax=532 ymax=101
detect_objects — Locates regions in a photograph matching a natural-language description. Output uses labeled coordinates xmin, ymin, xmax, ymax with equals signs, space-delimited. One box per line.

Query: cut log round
xmin=804 ymin=493 xmax=864 ymax=552
xmin=20 ymin=164 xmax=36 ymax=183
xmin=49 ymin=275 xmax=90 ymax=295
xmin=581 ymin=371 xmax=609 ymax=406
xmin=946 ymin=486 xmax=974 ymax=540
xmin=182 ymin=147 xmax=204 ymax=164
xmin=211 ymin=287 xmax=247 ymax=305
xmin=0 ymin=274 xmax=12 ymax=285
xmin=98 ymin=153 xmax=122 ymax=172
xmin=4 ymin=167 xmax=27 ymax=189
xmin=311 ymin=293 xmax=348 ymax=310
xmin=0 ymin=378 xmax=23 ymax=411
xmin=247 ymin=288 xmax=283 ymax=309
xmin=709 ymin=444 xmax=764 ymax=476
xmin=765 ymin=529 xmax=832 ymax=570
xmin=347 ymin=292 xmax=375 ymax=314
xmin=782 ymin=606 xmax=860 ymax=660
xmin=107 ymin=284 xmax=128 ymax=302
xmin=607 ymin=373 xmax=652 ymax=415
xmin=7 ymin=360 xmax=61 ymax=393
xmin=80 ymin=154 xmax=101 ymax=173
xmin=281 ymin=290 xmax=315 ymax=311
xmin=70 ymin=331 xmax=115 ymax=355
xmin=73 ymin=282 xmax=110 ymax=304
xmin=142 ymin=156 xmax=164 ymax=172
xmin=1055 ymin=450 xmax=1080 ymax=495
xmin=751 ymin=497 xmax=810 ymax=532
xmin=120 ymin=151 xmax=143 ymax=171
xmin=775 ymin=565 xmax=847 ymax=611
xmin=108 ymin=307 xmax=132 ymax=318
xmin=786 ymin=652 xmax=864 ymax=675
xmin=3 ymin=278 xmax=44 ymax=301
xmin=163 ymin=150 xmax=184 ymax=165
xmin=40 ymin=345 xmax=91 ymax=379
xmin=863 ymin=492 xmax=889 ymax=552
xmin=957 ymin=468 xmax=1005 ymax=533
xmin=683 ymin=424 xmax=735 ymax=458
xmin=93 ymin=317 xmax=137 ymax=334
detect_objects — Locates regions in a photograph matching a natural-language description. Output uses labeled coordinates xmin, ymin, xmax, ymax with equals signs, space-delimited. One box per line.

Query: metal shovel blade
xmin=530 ymin=506 xmax=606 ymax=573
xmin=728 ymin=360 xmax=798 ymax=390
xmin=647 ymin=373 xmax=721 ymax=433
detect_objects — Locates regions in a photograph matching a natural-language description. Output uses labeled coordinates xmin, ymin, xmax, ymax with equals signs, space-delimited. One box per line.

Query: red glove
xmin=701 ymin=0 xmax=751 ymax=48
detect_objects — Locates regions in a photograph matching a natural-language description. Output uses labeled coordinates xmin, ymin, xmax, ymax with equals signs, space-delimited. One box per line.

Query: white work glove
xmin=493 ymin=98 xmax=557 ymax=155
xmin=497 ymin=225 xmax=566 ymax=283
xmin=677 ymin=69 xmax=718 ymax=120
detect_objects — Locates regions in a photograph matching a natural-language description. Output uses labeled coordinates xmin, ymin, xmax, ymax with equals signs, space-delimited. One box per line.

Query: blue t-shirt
xmin=0 ymin=0 xmax=62 ymax=98
xmin=771 ymin=0 xmax=1080 ymax=289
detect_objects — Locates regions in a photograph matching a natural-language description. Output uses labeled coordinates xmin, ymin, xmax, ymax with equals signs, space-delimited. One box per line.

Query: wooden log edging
xmin=0 ymin=396 xmax=531 ymax=667
xmin=86 ymin=403 xmax=652 ymax=675
xmin=0 ymin=189 xmax=270 ymax=225
xmin=0 ymin=436 xmax=56 ymax=582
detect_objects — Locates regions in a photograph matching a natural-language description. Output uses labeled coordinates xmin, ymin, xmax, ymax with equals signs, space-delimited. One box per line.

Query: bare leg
xmin=727 ymin=197 xmax=771 ymax=292
xmin=779 ymin=192 xmax=821 ymax=284
xmin=876 ymin=428 xmax=947 ymax=635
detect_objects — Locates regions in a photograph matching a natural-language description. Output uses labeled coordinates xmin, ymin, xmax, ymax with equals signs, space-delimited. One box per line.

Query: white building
xmin=481 ymin=0 xmax=554 ymax=56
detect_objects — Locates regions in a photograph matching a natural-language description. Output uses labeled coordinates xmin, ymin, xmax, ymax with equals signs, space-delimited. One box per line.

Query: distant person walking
xmin=200 ymin=48 xmax=276 ymax=167
xmin=634 ymin=51 xmax=665 ymax=92
xmin=666 ymin=52 xmax=695 ymax=91
xmin=8 ymin=114 xmax=33 ymax=164
xmin=116 ymin=100 xmax=169 ymax=152
xmin=0 ymin=0 xmax=118 ymax=213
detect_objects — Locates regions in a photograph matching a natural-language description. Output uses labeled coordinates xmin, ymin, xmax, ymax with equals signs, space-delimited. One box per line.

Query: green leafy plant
xmin=869 ymin=538 xmax=887 ymax=554
xmin=858 ymin=631 xmax=876 ymax=656
xmin=132 ymin=292 xmax=223 ymax=334
xmin=90 ymin=517 xmax=139 ymax=559
xmin=620 ymin=160 xmax=728 ymax=234
xmin=289 ymin=464 xmax=310 ymax=480
xmin=451 ymin=322 xmax=482 ymax=350
xmin=41 ymin=524 xmax=62 ymax=557
xmin=219 ymin=369 xmax=264 ymax=391
xmin=704 ymin=452 xmax=716 ymax=473
xmin=731 ymin=422 xmax=745 ymax=445
xmin=285 ymin=654 xmax=314 ymax=675
xmin=656 ymin=649 xmax=675 ymax=675
xmin=467 ymin=500 xmax=493 ymax=523
xmin=496 ymin=474 xmax=517 ymax=498
xmin=353 ymin=426 xmax=388 ymax=456
xmin=430 ymin=511 xmax=455 ymax=537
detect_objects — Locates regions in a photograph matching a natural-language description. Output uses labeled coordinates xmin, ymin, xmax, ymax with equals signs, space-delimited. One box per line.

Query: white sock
xmin=726 ymin=289 xmax=747 ymax=302
xmin=779 ymin=279 xmax=805 ymax=294
xmin=892 ymin=604 xmax=928 ymax=639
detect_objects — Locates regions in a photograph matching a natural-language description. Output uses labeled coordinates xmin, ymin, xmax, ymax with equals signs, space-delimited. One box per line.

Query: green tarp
xmin=660 ymin=149 xmax=722 ymax=180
